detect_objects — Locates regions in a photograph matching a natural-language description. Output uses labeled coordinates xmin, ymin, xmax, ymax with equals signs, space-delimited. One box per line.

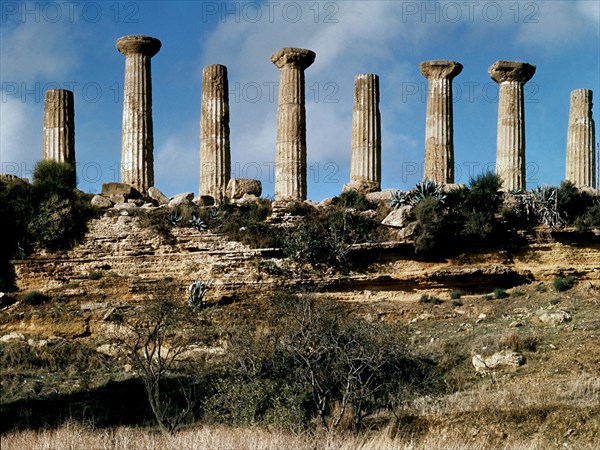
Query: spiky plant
xmin=391 ymin=190 xmax=412 ymax=209
xmin=187 ymin=279 xmax=213 ymax=307
xmin=190 ymin=214 xmax=208 ymax=232
xmin=412 ymin=179 xmax=446 ymax=205
xmin=168 ymin=210 xmax=182 ymax=226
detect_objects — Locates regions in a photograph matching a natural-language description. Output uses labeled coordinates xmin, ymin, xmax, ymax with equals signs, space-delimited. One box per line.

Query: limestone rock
xmin=472 ymin=350 xmax=525 ymax=374
xmin=538 ymin=310 xmax=572 ymax=326
xmin=96 ymin=343 xmax=120 ymax=357
xmin=194 ymin=195 xmax=216 ymax=206
xmin=169 ymin=192 xmax=195 ymax=208
xmin=101 ymin=182 xmax=141 ymax=201
xmin=148 ymin=186 xmax=169 ymax=205
xmin=343 ymin=179 xmax=380 ymax=194
xmin=0 ymin=332 xmax=26 ymax=343
xmin=91 ymin=195 xmax=114 ymax=209
xmin=114 ymin=202 xmax=138 ymax=210
xmin=382 ymin=205 xmax=413 ymax=228
xmin=226 ymin=178 xmax=262 ymax=200
xmin=237 ymin=193 xmax=259 ymax=204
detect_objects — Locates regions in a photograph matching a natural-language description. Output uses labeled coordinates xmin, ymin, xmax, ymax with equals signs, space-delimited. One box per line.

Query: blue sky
xmin=1 ymin=0 xmax=599 ymax=200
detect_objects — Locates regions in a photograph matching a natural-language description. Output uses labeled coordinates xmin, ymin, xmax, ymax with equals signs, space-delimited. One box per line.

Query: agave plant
xmin=531 ymin=186 xmax=564 ymax=228
xmin=391 ymin=190 xmax=412 ymax=209
xmin=207 ymin=207 xmax=219 ymax=220
xmin=411 ymin=179 xmax=446 ymax=205
xmin=187 ymin=279 xmax=213 ymax=307
xmin=168 ymin=210 xmax=182 ymax=226
xmin=190 ymin=214 xmax=208 ymax=232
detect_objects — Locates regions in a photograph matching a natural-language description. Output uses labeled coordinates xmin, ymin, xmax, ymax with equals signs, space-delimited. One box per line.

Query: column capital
xmin=116 ymin=35 xmax=161 ymax=57
xmin=489 ymin=60 xmax=535 ymax=84
xmin=271 ymin=47 xmax=316 ymax=70
xmin=419 ymin=60 xmax=463 ymax=79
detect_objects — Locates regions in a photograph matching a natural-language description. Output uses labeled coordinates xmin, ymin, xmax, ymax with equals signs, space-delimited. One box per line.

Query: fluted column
xmin=420 ymin=60 xmax=462 ymax=184
xmin=349 ymin=74 xmax=381 ymax=192
xmin=200 ymin=64 xmax=231 ymax=200
xmin=43 ymin=89 xmax=75 ymax=166
xmin=116 ymin=35 xmax=161 ymax=194
xmin=489 ymin=60 xmax=536 ymax=191
xmin=271 ymin=47 xmax=316 ymax=201
xmin=566 ymin=89 xmax=596 ymax=189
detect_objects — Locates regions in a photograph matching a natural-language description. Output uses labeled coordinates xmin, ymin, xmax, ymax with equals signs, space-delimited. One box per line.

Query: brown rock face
xmin=200 ymin=64 xmax=231 ymax=201
xmin=420 ymin=61 xmax=462 ymax=184
xmin=43 ymin=89 xmax=75 ymax=166
xmin=349 ymin=74 xmax=381 ymax=191
xmin=489 ymin=60 xmax=536 ymax=191
xmin=566 ymin=89 xmax=596 ymax=189
xmin=116 ymin=35 xmax=161 ymax=194
xmin=271 ymin=47 xmax=316 ymax=201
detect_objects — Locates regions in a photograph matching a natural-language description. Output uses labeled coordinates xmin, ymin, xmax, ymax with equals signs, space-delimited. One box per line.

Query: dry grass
xmin=3 ymin=411 xmax=600 ymax=450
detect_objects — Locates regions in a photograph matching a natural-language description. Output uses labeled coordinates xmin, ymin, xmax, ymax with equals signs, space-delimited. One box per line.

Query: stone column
xmin=566 ymin=89 xmax=596 ymax=189
xmin=271 ymin=47 xmax=316 ymax=201
xmin=43 ymin=89 xmax=75 ymax=165
xmin=200 ymin=64 xmax=231 ymax=201
xmin=420 ymin=60 xmax=462 ymax=184
xmin=348 ymin=74 xmax=381 ymax=192
xmin=116 ymin=35 xmax=161 ymax=194
xmin=489 ymin=60 xmax=536 ymax=191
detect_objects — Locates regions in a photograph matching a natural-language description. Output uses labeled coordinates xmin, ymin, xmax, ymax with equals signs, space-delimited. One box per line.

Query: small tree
xmin=112 ymin=288 xmax=204 ymax=432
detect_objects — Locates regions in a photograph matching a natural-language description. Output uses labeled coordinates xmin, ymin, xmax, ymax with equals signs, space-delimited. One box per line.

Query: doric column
xmin=43 ymin=89 xmax=75 ymax=166
xmin=116 ymin=34 xmax=161 ymax=194
xmin=349 ymin=74 xmax=381 ymax=192
xmin=489 ymin=60 xmax=536 ymax=191
xmin=271 ymin=47 xmax=316 ymax=201
xmin=420 ymin=60 xmax=462 ymax=184
xmin=566 ymin=89 xmax=596 ymax=189
xmin=200 ymin=64 xmax=231 ymax=201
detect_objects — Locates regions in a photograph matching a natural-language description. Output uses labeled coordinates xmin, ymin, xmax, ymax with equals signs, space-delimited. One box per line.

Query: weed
xmin=535 ymin=284 xmax=547 ymax=293
xmin=420 ymin=294 xmax=443 ymax=305
xmin=88 ymin=271 xmax=103 ymax=280
xmin=554 ymin=275 xmax=575 ymax=292
xmin=451 ymin=298 xmax=463 ymax=307
xmin=494 ymin=287 xmax=508 ymax=299
xmin=22 ymin=291 xmax=48 ymax=306
xmin=449 ymin=289 xmax=462 ymax=300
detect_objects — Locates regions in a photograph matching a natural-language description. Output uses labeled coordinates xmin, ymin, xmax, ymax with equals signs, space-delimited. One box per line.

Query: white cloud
xmin=0 ymin=98 xmax=42 ymax=178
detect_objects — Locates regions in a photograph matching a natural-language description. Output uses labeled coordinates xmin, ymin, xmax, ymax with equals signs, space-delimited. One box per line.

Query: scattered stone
xmin=114 ymin=202 xmax=138 ymax=210
xmin=96 ymin=343 xmax=120 ymax=357
xmin=472 ymin=350 xmax=525 ymax=374
xmin=194 ymin=195 xmax=215 ymax=206
xmin=226 ymin=178 xmax=262 ymax=200
xmin=366 ymin=189 xmax=395 ymax=205
xmin=148 ymin=186 xmax=169 ymax=205
xmin=510 ymin=321 xmax=523 ymax=328
xmin=0 ymin=332 xmax=26 ymax=343
xmin=382 ymin=205 xmax=412 ymax=228
xmin=168 ymin=192 xmax=194 ymax=208
xmin=102 ymin=182 xmax=141 ymax=199
xmin=343 ymin=180 xmax=380 ymax=195
xmin=237 ymin=193 xmax=260 ymax=204
xmin=141 ymin=203 xmax=155 ymax=209
xmin=538 ymin=310 xmax=572 ymax=326
xmin=91 ymin=195 xmax=113 ymax=209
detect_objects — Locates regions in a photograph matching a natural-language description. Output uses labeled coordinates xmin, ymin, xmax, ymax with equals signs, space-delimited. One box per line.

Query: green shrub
xmin=467 ymin=172 xmax=502 ymax=213
xmin=449 ymin=289 xmax=462 ymax=300
xmin=535 ymin=284 xmax=546 ymax=293
xmin=483 ymin=294 xmax=493 ymax=301
xmin=337 ymin=190 xmax=376 ymax=211
xmin=494 ymin=287 xmax=508 ymax=299
xmin=32 ymin=160 xmax=76 ymax=196
xmin=412 ymin=196 xmax=447 ymax=254
xmin=451 ymin=298 xmax=463 ymax=307
xmin=88 ymin=271 xmax=103 ymax=280
xmin=22 ymin=291 xmax=48 ymax=306
xmin=574 ymin=204 xmax=600 ymax=231
xmin=420 ymin=294 xmax=442 ymax=305
xmin=554 ymin=275 xmax=575 ymax=292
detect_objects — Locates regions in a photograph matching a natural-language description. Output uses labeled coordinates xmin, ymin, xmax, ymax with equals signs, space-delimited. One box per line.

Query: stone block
xmin=91 ymin=195 xmax=114 ymax=209
xmin=148 ymin=186 xmax=169 ymax=205
xmin=101 ymin=182 xmax=141 ymax=199
xmin=169 ymin=192 xmax=195 ymax=208
xmin=226 ymin=178 xmax=262 ymax=199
